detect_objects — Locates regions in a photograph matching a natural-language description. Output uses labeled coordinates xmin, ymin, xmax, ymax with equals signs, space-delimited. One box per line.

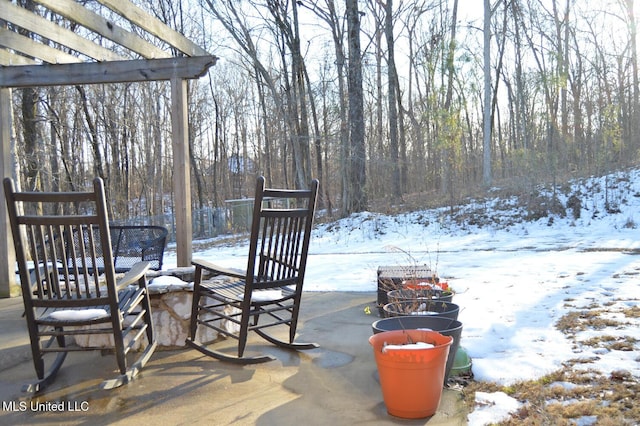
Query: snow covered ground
xmin=163 ymin=168 xmax=640 ymax=424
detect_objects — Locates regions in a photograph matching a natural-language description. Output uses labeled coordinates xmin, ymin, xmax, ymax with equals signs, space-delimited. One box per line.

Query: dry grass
xmin=623 ymin=305 xmax=640 ymax=318
xmin=463 ymin=368 xmax=640 ymax=425
xmin=555 ymin=309 xmax=622 ymax=334
xmin=462 ymin=301 xmax=640 ymax=424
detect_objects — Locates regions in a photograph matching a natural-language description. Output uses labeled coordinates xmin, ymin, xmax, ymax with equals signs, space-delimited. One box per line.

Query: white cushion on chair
xmin=249 ymin=290 xmax=283 ymax=302
xmin=48 ymin=309 xmax=109 ymax=321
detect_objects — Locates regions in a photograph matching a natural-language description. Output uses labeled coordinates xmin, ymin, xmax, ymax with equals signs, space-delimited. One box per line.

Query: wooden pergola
xmin=0 ymin=0 xmax=218 ymax=297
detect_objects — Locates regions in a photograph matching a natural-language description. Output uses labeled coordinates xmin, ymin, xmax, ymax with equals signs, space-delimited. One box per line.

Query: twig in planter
xmin=404 ymin=330 xmax=414 ymax=344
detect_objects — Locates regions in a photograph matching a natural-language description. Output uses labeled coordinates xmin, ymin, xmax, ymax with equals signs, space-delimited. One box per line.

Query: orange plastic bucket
xmin=369 ymin=330 xmax=453 ymax=419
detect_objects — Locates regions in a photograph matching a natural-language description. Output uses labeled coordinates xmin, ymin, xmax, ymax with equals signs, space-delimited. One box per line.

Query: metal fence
xmin=112 ymin=201 xmax=255 ymax=244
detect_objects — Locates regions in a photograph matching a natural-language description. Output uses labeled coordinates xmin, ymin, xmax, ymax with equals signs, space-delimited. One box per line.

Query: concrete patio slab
xmin=0 ymin=292 xmax=468 ymax=425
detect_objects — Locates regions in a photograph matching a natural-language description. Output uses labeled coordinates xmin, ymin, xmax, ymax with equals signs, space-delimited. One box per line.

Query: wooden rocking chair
xmin=186 ymin=176 xmax=319 ymax=364
xmin=3 ymin=177 xmax=157 ymax=393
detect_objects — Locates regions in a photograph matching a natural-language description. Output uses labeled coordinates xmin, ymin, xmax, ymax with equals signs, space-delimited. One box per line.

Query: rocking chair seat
xmin=198 ymin=276 xmax=295 ymax=304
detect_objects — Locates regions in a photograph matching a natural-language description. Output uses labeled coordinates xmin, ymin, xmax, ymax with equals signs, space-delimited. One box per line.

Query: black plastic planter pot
xmin=371 ymin=315 xmax=463 ymax=384
xmin=382 ymin=300 xmax=460 ymax=321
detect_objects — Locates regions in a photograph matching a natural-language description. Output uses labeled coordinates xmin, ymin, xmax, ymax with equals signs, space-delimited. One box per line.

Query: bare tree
xmin=12 ymin=0 xmax=640 ymax=229
xmin=345 ymin=0 xmax=367 ymax=214
xmin=483 ymin=0 xmax=493 ymax=186
xmin=384 ymin=0 xmax=402 ymax=199
xmin=302 ymin=0 xmax=349 ymax=212
xmin=623 ymin=0 xmax=640 ymax=158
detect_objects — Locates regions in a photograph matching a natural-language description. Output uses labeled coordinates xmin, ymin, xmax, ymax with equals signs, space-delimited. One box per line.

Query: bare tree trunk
xmin=385 ymin=0 xmax=401 ymax=199
xmin=319 ymin=67 xmax=334 ymax=216
xmin=153 ymin=84 xmax=164 ymax=218
xmin=304 ymin=0 xmax=350 ymax=212
xmin=303 ymin=65 xmax=327 ymax=209
xmin=264 ymin=0 xmax=316 ymax=189
xmin=512 ymin=0 xmax=528 ymax=151
xmin=482 ymin=0 xmax=492 ymax=187
xmin=290 ymin=0 xmax=312 ymax=187
xmin=569 ymin=27 xmax=584 ymax=171
xmin=552 ymin=0 xmax=570 ymax=180
xmin=75 ymin=86 xmax=106 ymax=182
xmin=364 ymin=0 xmax=384 ymax=199
xmin=255 ymin=73 xmax=273 ymax=185
xmin=22 ymin=87 xmax=40 ymax=191
xmin=625 ymin=0 xmax=639 ymax=159
xmin=44 ymin=88 xmax=60 ymax=193
xmin=442 ymin=0 xmax=459 ymax=200
xmin=346 ymin=0 xmax=367 ymax=214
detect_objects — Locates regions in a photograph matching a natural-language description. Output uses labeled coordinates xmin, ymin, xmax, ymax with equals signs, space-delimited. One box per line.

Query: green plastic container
xmin=450 ymin=346 xmax=472 ymax=376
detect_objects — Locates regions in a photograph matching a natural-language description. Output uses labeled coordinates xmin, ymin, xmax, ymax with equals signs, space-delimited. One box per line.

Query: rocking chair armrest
xmin=115 ymin=261 xmax=151 ymax=291
xmin=192 ymin=258 xmax=246 ymax=279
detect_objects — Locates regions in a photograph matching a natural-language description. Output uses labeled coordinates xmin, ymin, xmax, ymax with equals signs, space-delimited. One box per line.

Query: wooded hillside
xmin=9 ymin=0 xmax=640 ymax=226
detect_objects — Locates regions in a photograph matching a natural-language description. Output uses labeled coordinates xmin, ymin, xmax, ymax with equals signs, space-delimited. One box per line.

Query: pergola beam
xmin=0 ymin=0 xmax=126 ymax=62
xmin=0 ymin=56 xmax=217 ymax=88
xmin=0 ymin=28 xmax=82 ymax=65
xmin=0 ymin=48 xmax=39 ymax=66
xmin=97 ymin=0 xmax=209 ymax=57
xmin=33 ymin=0 xmax=172 ymax=60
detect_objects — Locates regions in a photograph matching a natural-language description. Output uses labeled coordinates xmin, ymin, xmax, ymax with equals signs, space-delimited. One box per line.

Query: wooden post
xmin=0 ymin=88 xmax=17 ymax=297
xmin=171 ymin=78 xmax=192 ymax=266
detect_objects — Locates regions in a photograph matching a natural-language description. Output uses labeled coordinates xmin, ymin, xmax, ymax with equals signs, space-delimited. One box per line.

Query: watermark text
xmin=2 ymin=400 xmax=89 ymax=412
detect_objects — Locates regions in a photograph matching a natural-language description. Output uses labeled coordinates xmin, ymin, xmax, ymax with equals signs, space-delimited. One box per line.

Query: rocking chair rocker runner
xmin=186 ymin=176 xmax=319 ymax=364
xmin=3 ymin=177 xmax=157 ymax=393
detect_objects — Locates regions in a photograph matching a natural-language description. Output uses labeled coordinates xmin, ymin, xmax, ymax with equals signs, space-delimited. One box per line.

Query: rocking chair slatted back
xmin=45 ymin=223 xmax=111 ymax=305
xmin=11 ymin=185 xmax=117 ymax=308
xmin=252 ymin=194 xmax=314 ymax=288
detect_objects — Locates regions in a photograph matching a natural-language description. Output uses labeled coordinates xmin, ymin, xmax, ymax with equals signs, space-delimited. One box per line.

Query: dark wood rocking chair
xmin=186 ymin=176 xmax=319 ymax=364
xmin=3 ymin=177 xmax=157 ymax=393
